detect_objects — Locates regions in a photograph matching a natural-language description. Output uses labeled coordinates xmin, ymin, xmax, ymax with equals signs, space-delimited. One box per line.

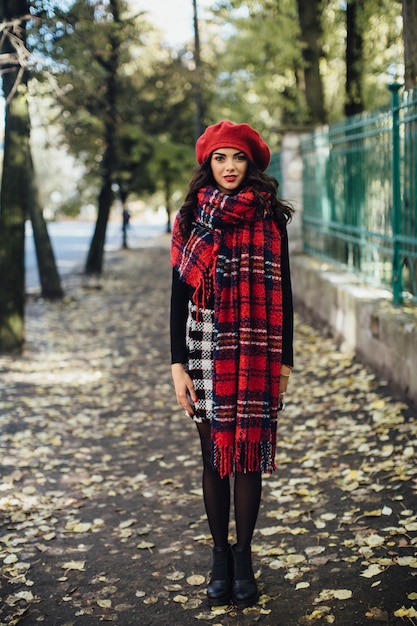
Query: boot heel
xmin=231 ymin=544 xmax=258 ymax=608
xmin=207 ymin=544 xmax=232 ymax=607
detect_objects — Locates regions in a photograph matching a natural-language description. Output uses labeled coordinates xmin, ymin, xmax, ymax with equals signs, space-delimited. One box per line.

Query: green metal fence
xmin=301 ymin=86 xmax=417 ymax=305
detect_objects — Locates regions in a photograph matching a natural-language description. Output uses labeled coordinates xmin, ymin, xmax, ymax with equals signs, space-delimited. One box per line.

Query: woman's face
xmin=210 ymin=148 xmax=249 ymax=194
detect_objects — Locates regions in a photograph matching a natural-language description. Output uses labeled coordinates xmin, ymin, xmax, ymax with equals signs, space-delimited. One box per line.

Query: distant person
xmin=122 ymin=206 xmax=131 ymax=249
xmin=170 ymin=120 xmax=294 ymax=608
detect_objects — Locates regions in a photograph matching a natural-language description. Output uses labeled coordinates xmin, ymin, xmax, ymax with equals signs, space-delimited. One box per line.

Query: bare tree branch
xmin=0 ymin=15 xmax=32 ymax=103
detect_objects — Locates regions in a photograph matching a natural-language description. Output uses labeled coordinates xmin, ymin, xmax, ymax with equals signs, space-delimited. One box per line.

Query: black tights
xmin=197 ymin=421 xmax=262 ymax=549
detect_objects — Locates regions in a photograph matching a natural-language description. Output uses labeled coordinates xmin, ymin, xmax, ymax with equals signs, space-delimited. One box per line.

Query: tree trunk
xmin=165 ymin=180 xmax=172 ymax=234
xmin=85 ymin=179 xmax=113 ymax=274
xmin=402 ymin=0 xmax=417 ymax=89
xmin=345 ymin=0 xmax=365 ymax=116
xmin=192 ymin=0 xmax=205 ymax=139
xmin=296 ymin=0 xmax=326 ymax=126
xmin=0 ymin=0 xmax=29 ymax=351
xmin=344 ymin=1 xmax=365 ymax=268
xmin=85 ymin=0 xmax=120 ymax=275
xmin=28 ymin=152 xmax=64 ymax=299
xmin=0 ymin=91 xmax=26 ymax=351
xmin=0 ymin=2 xmax=63 ymax=357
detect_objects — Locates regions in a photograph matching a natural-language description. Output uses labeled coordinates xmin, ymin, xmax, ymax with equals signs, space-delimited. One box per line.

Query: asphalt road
xmin=25 ymin=219 xmax=166 ymax=290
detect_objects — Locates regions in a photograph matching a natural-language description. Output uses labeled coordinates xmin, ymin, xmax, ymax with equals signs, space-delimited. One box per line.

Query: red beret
xmin=196 ymin=120 xmax=271 ymax=172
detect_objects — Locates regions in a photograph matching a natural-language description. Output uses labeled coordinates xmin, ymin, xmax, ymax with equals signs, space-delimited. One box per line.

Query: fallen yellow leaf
xmin=62 ymin=560 xmax=85 ymax=571
xmin=186 ymin=574 xmax=205 ymax=586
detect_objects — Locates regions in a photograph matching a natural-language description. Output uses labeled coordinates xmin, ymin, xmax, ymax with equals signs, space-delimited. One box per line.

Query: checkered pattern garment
xmin=186 ymin=302 xmax=215 ymax=424
xmin=171 ymin=186 xmax=283 ymax=477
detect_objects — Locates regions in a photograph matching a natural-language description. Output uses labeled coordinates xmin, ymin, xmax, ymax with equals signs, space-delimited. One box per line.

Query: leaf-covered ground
xmin=0 ymin=237 xmax=416 ymax=626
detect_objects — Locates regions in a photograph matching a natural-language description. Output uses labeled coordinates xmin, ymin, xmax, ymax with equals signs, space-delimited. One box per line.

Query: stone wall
xmin=290 ymin=254 xmax=417 ymax=405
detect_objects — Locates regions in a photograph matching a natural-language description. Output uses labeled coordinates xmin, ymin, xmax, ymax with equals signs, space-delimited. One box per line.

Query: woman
xmin=170 ymin=120 xmax=293 ymax=608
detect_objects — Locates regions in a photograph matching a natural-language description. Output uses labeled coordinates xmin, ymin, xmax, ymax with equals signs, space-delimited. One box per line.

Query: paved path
xmin=0 ymin=238 xmax=416 ymax=626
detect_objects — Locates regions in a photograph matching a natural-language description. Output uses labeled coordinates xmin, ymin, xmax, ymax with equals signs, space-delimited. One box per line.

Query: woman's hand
xmin=171 ymin=363 xmax=198 ymax=417
xmin=279 ymin=364 xmax=292 ymax=407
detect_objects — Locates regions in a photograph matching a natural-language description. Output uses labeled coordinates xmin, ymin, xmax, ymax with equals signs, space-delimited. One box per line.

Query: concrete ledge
xmin=291 ymin=253 xmax=417 ymax=405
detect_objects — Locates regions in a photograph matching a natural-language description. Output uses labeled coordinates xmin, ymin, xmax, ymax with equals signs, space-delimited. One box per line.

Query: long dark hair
xmin=177 ymin=157 xmax=294 ymax=237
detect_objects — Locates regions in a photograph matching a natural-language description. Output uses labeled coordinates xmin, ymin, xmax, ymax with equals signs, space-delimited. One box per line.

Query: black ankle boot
xmin=231 ymin=544 xmax=258 ymax=608
xmin=207 ymin=544 xmax=233 ymax=606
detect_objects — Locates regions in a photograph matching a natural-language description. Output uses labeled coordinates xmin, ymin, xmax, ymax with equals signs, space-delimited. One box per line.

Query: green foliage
xmin=206 ymin=0 xmax=403 ymax=134
xmin=23 ymin=0 xmax=405 ymax=219
xmin=117 ymin=50 xmax=197 ymax=200
xmin=149 ymin=137 xmax=195 ymax=194
xmin=208 ymin=0 xmax=306 ymax=143
xmin=57 ymin=196 xmax=84 ymax=218
xmin=361 ymin=0 xmax=403 ymax=109
xmin=320 ymin=0 xmax=403 ymax=117
xmin=29 ymin=0 xmax=198 ymax=210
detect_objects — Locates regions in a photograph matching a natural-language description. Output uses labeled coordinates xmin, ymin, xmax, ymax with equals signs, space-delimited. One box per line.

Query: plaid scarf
xmin=171 ymin=186 xmax=283 ymax=477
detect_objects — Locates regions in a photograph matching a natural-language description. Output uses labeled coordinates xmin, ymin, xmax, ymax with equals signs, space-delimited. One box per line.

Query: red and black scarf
xmin=171 ymin=186 xmax=283 ymax=477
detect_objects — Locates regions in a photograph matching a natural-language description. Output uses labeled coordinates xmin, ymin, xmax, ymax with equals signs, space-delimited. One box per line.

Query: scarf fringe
xmin=212 ymin=439 xmax=277 ymax=478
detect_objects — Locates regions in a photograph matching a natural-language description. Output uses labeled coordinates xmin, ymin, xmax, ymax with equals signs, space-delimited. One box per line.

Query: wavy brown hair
xmin=177 ymin=157 xmax=294 ymax=237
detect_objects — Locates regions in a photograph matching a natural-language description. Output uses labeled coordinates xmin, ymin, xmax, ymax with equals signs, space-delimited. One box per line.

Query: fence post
xmin=388 ymin=82 xmax=403 ymax=306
